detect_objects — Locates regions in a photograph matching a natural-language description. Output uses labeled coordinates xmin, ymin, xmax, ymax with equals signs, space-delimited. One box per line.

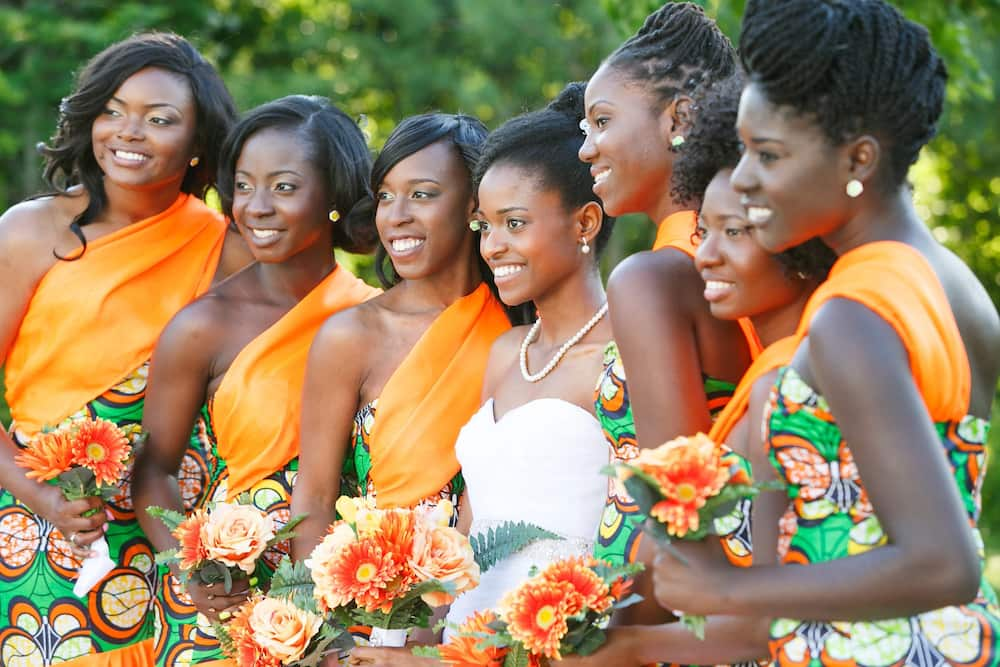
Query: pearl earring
xmin=189 ymin=156 xmax=200 ymax=167
xmin=846 ymin=179 xmax=864 ymax=198
xmin=328 ymin=210 xmax=341 ymax=222
xmin=580 ymin=238 xmax=591 ymax=254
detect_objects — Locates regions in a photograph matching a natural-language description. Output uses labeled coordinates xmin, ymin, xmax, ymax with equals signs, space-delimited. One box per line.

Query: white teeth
xmin=705 ymin=280 xmax=735 ymax=291
xmin=593 ymin=169 xmax=611 ymax=185
xmin=391 ymin=238 xmax=424 ymax=252
xmin=493 ymin=265 xmax=524 ymax=278
xmin=251 ymin=228 xmax=278 ymax=239
xmin=114 ymin=150 xmax=148 ymax=163
xmin=746 ymin=206 xmax=773 ymax=224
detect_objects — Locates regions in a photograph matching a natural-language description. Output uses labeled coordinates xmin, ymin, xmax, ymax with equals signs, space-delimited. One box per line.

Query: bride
xmin=349 ymin=82 xmax=613 ymax=665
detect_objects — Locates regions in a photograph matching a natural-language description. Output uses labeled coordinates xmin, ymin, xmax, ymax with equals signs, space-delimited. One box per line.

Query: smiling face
xmin=91 ymin=66 xmax=198 ymax=191
xmin=694 ymin=169 xmax=810 ymax=322
xmin=231 ymin=126 xmax=331 ymax=263
xmin=731 ymin=82 xmax=850 ymax=253
xmin=476 ymin=163 xmax=587 ymax=307
xmin=375 ymin=140 xmax=476 ymax=281
xmin=578 ymin=63 xmax=675 ymax=218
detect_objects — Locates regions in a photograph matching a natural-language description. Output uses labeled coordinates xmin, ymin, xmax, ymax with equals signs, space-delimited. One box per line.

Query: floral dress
xmin=766 ymin=366 xmax=1000 ymax=667
xmin=342 ymin=399 xmax=464 ymax=525
xmin=151 ymin=404 xmax=298 ymax=667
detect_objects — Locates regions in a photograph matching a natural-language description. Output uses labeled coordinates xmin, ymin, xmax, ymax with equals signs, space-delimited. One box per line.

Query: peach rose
xmin=202 ymin=502 xmax=275 ymax=574
xmin=409 ymin=521 xmax=480 ymax=606
xmin=248 ymin=597 xmax=323 ymax=664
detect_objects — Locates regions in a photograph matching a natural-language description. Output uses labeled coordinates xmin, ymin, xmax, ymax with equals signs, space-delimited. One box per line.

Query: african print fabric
xmin=766 ymin=366 xmax=1000 ymax=667
xmin=150 ymin=406 xmax=298 ymax=667
xmin=343 ymin=400 xmax=464 ymax=525
xmin=0 ymin=364 xmax=156 ymax=665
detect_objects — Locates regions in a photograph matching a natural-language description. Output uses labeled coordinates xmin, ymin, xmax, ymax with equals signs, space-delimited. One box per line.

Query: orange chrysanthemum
xmin=538 ymin=556 xmax=611 ymax=615
xmin=173 ymin=508 xmax=210 ymax=571
xmin=500 ymin=580 xmax=574 ymax=660
xmin=608 ymin=575 xmax=634 ymax=603
xmin=69 ymin=418 xmax=131 ymax=486
xmin=438 ymin=610 xmax=508 ymax=667
xmin=15 ymin=430 xmax=77 ymax=481
xmin=635 ymin=433 xmax=730 ymax=537
xmin=314 ymin=538 xmax=402 ymax=613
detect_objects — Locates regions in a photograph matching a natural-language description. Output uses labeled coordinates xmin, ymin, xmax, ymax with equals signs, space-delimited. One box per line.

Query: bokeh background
xmin=2 ymin=0 xmax=998 ymax=586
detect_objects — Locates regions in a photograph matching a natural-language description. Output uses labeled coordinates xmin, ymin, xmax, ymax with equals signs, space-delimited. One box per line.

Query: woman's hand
xmin=348 ymin=646 xmax=438 ymax=666
xmin=652 ymin=540 xmax=730 ymax=617
xmin=555 ymin=627 xmax=642 ymax=666
xmin=184 ymin=577 xmax=251 ymax=624
xmin=35 ymin=484 xmax=108 ymax=559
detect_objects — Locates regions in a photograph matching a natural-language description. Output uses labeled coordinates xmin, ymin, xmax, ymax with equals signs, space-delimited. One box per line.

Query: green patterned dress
xmin=0 ymin=364 xmax=157 ymax=665
xmin=766 ymin=366 xmax=1000 ymax=667
xmin=342 ymin=399 xmax=464 ymax=525
xmin=150 ymin=405 xmax=299 ymax=667
xmin=593 ymin=341 xmax=741 ymax=566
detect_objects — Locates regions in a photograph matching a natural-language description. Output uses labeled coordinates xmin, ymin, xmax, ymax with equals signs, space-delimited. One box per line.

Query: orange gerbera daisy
xmin=69 ymin=418 xmax=131 ymax=486
xmin=538 ymin=557 xmax=611 ymax=615
xmin=438 ymin=610 xmax=508 ymax=667
xmin=608 ymin=575 xmax=635 ymax=603
xmin=15 ymin=430 xmax=76 ymax=481
xmin=636 ymin=433 xmax=729 ymax=537
xmin=173 ymin=508 xmax=210 ymax=571
xmin=500 ymin=580 xmax=574 ymax=660
xmin=315 ymin=538 xmax=401 ymax=613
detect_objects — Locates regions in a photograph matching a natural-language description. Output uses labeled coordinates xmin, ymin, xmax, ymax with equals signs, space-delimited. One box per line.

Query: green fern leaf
xmin=471 ymin=521 xmax=562 ymax=574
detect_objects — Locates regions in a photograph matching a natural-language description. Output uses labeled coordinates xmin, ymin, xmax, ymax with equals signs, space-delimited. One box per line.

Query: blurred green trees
xmin=1 ymin=0 xmax=999 ymax=572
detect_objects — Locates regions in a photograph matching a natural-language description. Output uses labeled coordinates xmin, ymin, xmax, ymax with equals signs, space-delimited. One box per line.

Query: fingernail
xmin=102 ymin=523 xmax=108 ymax=533
xmin=105 ymin=508 xmax=114 ymax=521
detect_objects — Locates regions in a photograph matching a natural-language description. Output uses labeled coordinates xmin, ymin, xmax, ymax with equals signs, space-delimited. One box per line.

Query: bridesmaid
xmin=578 ymin=2 xmax=760 ymax=625
xmin=653 ymin=2 xmax=1000 ymax=666
xmin=290 ymin=113 xmax=511 ymax=562
xmin=0 ymin=33 xmax=247 ymax=666
xmin=133 ymin=95 xmax=380 ymax=666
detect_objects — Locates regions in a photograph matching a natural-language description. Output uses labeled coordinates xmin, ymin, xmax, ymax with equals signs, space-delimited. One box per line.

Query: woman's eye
xmin=476 ymin=220 xmax=491 ymax=233
xmin=376 ymin=191 xmax=393 ymax=201
xmin=507 ymin=218 xmax=526 ymax=230
xmin=149 ymin=116 xmax=172 ymax=126
xmin=693 ymin=226 xmax=707 ymax=241
xmin=412 ymin=190 xmax=435 ymax=199
xmin=725 ymin=227 xmax=745 ymax=238
xmin=102 ymin=108 xmax=121 ymax=117
xmin=274 ymin=183 xmax=296 ymax=192
xmin=758 ymin=151 xmax=778 ymax=165
xmin=595 ymin=117 xmax=610 ymax=129
xmin=235 ymin=182 xmax=252 ymax=193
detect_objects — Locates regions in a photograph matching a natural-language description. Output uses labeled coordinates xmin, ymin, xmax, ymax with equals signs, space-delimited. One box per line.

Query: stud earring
xmin=846 ymin=179 xmax=864 ymax=198
xmin=671 ymin=135 xmax=685 ymax=149
xmin=796 ymin=271 xmax=809 ymax=280
xmin=189 ymin=156 xmax=200 ymax=167
xmin=580 ymin=238 xmax=591 ymax=254
xmin=469 ymin=219 xmax=482 ymax=232
xmin=328 ymin=210 xmax=341 ymax=222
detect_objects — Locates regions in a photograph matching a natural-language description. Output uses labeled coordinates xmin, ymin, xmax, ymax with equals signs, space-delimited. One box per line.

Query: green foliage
xmin=267 ymin=557 xmax=317 ymax=610
xmin=470 ymin=520 xmax=562 ymax=574
xmin=145 ymin=505 xmax=187 ymax=532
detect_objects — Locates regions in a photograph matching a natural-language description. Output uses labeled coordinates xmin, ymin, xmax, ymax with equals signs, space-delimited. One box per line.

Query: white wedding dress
xmin=444 ymin=397 xmax=608 ymax=636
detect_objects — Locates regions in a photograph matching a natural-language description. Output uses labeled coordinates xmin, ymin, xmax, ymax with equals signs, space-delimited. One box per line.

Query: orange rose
xmin=248 ymin=596 xmax=323 ymax=664
xmin=409 ymin=521 xmax=480 ymax=606
xmin=202 ymin=502 xmax=275 ymax=574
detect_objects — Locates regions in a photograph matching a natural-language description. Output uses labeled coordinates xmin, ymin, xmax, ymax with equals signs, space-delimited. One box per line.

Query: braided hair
xmin=474 ymin=82 xmax=615 ymax=256
xmin=605 ymin=2 xmax=737 ymax=108
xmin=740 ymin=0 xmax=947 ymax=188
xmin=674 ymin=75 xmax=837 ymax=281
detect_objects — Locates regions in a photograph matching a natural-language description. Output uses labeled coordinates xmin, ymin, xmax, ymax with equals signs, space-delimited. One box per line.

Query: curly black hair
xmin=740 ymin=0 xmax=947 ymax=189
xmin=605 ymin=2 xmax=737 ymax=109
xmin=673 ymin=75 xmax=836 ymax=281
xmin=474 ymin=82 xmax=615 ymax=256
xmin=39 ymin=32 xmax=237 ymax=257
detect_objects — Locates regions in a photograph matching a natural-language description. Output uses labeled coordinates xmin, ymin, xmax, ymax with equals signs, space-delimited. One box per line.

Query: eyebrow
xmin=234 ymin=169 xmax=304 ymax=178
xmin=748 ymin=136 xmax=784 ymax=145
xmin=586 ymin=98 xmax=613 ymax=114
xmin=495 ymin=206 xmax=529 ymax=215
xmin=407 ymin=178 xmax=441 ymax=186
xmin=109 ymin=96 xmax=184 ymax=114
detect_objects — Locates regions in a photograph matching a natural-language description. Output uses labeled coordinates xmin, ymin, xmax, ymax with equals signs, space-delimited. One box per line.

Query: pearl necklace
xmin=520 ymin=303 xmax=609 ymax=383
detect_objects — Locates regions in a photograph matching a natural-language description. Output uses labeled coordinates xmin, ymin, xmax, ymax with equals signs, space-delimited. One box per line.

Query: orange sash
xmin=709 ymin=336 xmax=798 ymax=445
xmin=652 ymin=210 xmax=763 ymax=360
xmin=368 ymin=284 xmax=510 ymax=508
xmin=5 ymin=194 xmax=226 ymax=436
xmin=795 ymin=241 xmax=970 ymax=421
xmin=211 ymin=266 xmax=380 ymax=498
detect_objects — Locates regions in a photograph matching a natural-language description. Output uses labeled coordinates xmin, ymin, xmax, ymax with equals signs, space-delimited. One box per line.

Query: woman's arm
xmin=289 ymin=314 xmax=368 ymax=561
xmin=653 ymin=299 xmax=981 ymax=620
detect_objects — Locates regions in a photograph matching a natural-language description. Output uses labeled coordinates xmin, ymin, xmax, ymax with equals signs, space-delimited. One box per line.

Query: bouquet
xmin=147 ymin=495 xmax=303 ymax=595
xmin=305 ymin=496 xmax=480 ymax=647
xmin=604 ymin=432 xmax=774 ymax=638
xmin=216 ymin=558 xmax=354 ymax=667
xmin=421 ymin=555 xmax=642 ymax=666
xmin=14 ymin=417 xmax=142 ymax=596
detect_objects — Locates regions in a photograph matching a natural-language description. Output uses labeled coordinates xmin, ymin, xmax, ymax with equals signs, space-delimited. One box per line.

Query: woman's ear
xmin=575 ymin=200 xmax=605 ymax=246
xmin=844 ymin=134 xmax=880 ymax=186
xmin=659 ymin=95 xmax=694 ymax=145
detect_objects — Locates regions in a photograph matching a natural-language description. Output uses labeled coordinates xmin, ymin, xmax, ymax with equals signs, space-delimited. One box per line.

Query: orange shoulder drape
xmin=653 ymin=210 xmax=763 ymax=360
xmin=5 ymin=194 xmax=226 ymax=436
xmin=368 ymin=283 xmax=510 ymax=509
xmin=709 ymin=336 xmax=798 ymax=445
xmin=796 ymin=241 xmax=970 ymax=421
xmin=211 ymin=266 xmax=379 ymax=499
